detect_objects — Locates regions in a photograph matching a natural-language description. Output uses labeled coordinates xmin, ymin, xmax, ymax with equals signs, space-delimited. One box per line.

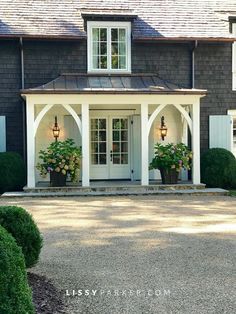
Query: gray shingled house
xmin=0 ymin=0 xmax=236 ymax=188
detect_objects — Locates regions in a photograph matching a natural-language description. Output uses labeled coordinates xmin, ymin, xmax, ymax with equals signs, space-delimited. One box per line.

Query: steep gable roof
xmin=0 ymin=0 xmax=236 ymax=40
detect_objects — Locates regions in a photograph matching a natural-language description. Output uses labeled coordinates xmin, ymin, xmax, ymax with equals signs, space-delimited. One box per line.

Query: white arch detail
xmin=34 ymin=104 xmax=54 ymax=137
xmin=147 ymin=103 xmax=192 ymax=135
xmin=62 ymin=104 xmax=82 ymax=134
xmin=173 ymin=104 xmax=192 ymax=134
xmin=33 ymin=103 xmax=82 ymax=137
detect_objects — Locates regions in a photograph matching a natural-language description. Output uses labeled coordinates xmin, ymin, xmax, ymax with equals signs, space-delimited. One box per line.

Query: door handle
xmin=110 ymin=150 xmax=113 ymax=161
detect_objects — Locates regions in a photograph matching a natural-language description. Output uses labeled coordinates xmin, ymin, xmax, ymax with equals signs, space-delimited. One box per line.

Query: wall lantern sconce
xmin=159 ymin=116 xmax=168 ymax=141
xmin=52 ymin=116 xmax=60 ymax=142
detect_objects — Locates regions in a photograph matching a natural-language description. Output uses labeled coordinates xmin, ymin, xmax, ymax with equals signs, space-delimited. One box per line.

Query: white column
xmin=192 ymin=100 xmax=201 ymax=184
xmin=81 ymin=103 xmax=90 ymax=187
xmin=26 ymin=100 xmax=35 ymax=188
xmin=141 ymin=102 xmax=149 ymax=185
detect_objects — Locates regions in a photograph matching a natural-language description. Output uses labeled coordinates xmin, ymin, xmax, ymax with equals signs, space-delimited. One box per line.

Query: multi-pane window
xmin=88 ymin=22 xmax=131 ymax=72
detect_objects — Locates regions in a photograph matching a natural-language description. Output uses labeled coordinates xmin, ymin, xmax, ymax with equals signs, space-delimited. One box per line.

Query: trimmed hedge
xmin=0 ymin=225 xmax=35 ymax=314
xmin=201 ymin=148 xmax=236 ymax=188
xmin=0 ymin=206 xmax=43 ymax=268
xmin=0 ymin=152 xmax=26 ymax=193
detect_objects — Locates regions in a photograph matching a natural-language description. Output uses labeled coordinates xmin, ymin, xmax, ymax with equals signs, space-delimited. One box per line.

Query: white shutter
xmin=0 ymin=116 xmax=6 ymax=152
xmin=209 ymin=115 xmax=232 ymax=152
xmin=232 ymin=24 xmax=236 ymax=90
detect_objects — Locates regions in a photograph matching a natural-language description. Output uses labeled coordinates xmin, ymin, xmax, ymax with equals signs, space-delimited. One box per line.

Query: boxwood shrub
xmin=0 ymin=152 xmax=26 ymax=193
xmin=0 ymin=206 xmax=43 ymax=268
xmin=201 ymin=148 xmax=236 ymax=188
xmin=0 ymin=225 xmax=35 ymax=314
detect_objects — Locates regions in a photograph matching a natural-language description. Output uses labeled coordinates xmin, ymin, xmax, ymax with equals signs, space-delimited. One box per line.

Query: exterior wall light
xmin=52 ymin=116 xmax=60 ymax=142
xmin=160 ymin=116 xmax=167 ymax=141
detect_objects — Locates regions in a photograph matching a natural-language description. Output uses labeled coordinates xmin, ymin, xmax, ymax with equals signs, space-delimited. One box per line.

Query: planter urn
xmin=160 ymin=168 xmax=179 ymax=184
xmin=50 ymin=171 xmax=67 ymax=187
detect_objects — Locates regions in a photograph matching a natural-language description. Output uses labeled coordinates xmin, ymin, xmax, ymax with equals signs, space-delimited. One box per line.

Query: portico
xmin=22 ymin=74 xmax=206 ymax=188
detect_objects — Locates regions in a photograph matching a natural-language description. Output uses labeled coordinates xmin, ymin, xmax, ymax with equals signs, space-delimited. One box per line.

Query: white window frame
xmin=232 ymin=24 xmax=236 ymax=90
xmin=87 ymin=21 xmax=131 ymax=73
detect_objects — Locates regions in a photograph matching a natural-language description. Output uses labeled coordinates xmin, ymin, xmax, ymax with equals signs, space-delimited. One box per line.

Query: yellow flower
xmin=62 ymin=169 xmax=66 ymax=175
xmin=55 ymin=167 xmax=60 ymax=172
xmin=64 ymin=165 xmax=69 ymax=170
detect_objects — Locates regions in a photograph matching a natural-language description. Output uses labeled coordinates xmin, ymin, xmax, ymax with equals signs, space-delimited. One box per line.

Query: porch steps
xmin=1 ymin=184 xmax=229 ymax=197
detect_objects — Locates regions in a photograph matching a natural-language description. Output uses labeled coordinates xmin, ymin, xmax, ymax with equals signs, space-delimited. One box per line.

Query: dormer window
xmin=87 ymin=21 xmax=131 ymax=73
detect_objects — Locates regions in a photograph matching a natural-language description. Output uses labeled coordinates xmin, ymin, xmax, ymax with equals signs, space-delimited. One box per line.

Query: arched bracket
xmin=147 ymin=103 xmax=192 ymax=136
xmin=33 ymin=103 xmax=82 ymax=137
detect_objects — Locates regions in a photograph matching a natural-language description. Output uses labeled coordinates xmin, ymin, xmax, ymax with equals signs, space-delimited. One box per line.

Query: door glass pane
xmin=113 ymin=142 xmax=120 ymax=153
xmin=111 ymin=118 xmax=128 ymax=165
xmin=113 ymin=130 xmax=120 ymax=141
xmin=121 ymin=131 xmax=128 ymax=141
xmin=121 ymin=154 xmax=128 ymax=164
xmin=113 ymin=154 xmax=120 ymax=164
xmin=91 ymin=119 xmax=107 ymax=165
xmin=99 ymin=154 xmax=107 ymax=164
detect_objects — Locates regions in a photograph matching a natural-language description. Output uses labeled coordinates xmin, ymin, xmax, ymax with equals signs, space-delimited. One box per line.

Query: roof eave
xmin=133 ymin=37 xmax=235 ymax=43
xmin=21 ymin=89 xmax=207 ymax=96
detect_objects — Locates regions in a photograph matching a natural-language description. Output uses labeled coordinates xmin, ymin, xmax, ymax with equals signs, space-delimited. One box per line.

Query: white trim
xmin=26 ymin=101 xmax=36 ymax=188
xmin=141 ymin=102 xmax=149 ymax=185
xmin=34 ymin=104 xmax=54 ymax=137
xmin=87 ymin=21 xmax=131 ymax=73
xmin=81 ymin=103 xmax=90 ymax=186
xmin=192 ymin=101 xmax=201 ymax=184
xmin=62 ymin=104 xmax=82 ymax=134
xmin=147 ymin=103 xmax=192 ymax=135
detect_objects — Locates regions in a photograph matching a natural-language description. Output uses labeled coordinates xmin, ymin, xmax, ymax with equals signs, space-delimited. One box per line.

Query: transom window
xmin=87 ymin=21 xmax=131 ymax=73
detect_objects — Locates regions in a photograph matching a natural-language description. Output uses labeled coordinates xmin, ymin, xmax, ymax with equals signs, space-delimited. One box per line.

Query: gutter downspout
xmin=20 ymin=37 xmax=26 ymax=163
xmin=191 ymin=40 xmax=198 ymax=88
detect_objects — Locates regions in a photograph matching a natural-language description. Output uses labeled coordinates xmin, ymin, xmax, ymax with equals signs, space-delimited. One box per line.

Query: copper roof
xmin=21 ymin=74 xmax=207 ymax=95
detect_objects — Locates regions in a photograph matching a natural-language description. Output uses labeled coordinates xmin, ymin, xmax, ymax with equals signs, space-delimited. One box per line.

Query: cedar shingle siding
xmin=0 ymin=39 xmax=235 ymax=154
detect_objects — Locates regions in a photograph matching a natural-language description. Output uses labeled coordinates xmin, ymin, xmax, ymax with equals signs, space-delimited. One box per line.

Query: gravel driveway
xmin=1 ymin=195 xmax=235 ymax=314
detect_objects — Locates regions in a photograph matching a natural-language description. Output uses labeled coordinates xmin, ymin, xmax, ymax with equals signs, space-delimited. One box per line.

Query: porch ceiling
xmin=21 ymin=73 xmax=207 ymax=95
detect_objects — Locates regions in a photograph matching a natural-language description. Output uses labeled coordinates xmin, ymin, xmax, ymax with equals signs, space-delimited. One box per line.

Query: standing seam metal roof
xmin=21 ymin=74 xmax=207 ymax=95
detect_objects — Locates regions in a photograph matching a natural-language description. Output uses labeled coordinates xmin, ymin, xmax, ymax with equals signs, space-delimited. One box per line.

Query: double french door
xmin=90 ymin=116 xmax=130 ymax=179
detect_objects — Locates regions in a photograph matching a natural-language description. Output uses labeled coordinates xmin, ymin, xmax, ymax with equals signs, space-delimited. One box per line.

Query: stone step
xmin=1 ymin=188 xmax=229 ymax=198
xmin=23 ymin=183 xmax=206 ymax=194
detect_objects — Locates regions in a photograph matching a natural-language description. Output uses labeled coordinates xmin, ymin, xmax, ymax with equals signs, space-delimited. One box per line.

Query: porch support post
xmin=141 ymin=102 xmax=149 ymax=185
xmin=81 ymin=103 xmax=90 ymax=187
xmin=26 ymin=100 xmax=35 ymax=188
xmin=192 ymin=100 xmax=201 ymax=184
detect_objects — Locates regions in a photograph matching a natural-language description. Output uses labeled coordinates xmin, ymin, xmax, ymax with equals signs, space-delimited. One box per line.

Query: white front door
xmin=90 ymin=116 xmax=130 ymax=179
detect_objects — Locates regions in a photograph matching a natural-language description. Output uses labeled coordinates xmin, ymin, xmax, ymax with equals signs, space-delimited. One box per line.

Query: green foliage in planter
xmin=201 ymin=148 xmax=236 ymax=188
xmin=0 ymin=225 xmax=35 ymax=314
xmin=0 ymin=152 xmax=26 ymax=193
xmin=149 ymin=142 xmax=192 ymax=172
xmin=37 ymin=138 xmax=82 ymax=183
xmin=0 ymin=206 xmax=43 ymax=268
